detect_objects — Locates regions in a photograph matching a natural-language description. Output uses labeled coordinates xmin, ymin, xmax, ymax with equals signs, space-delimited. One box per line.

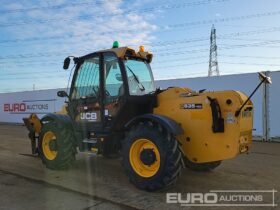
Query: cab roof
xmin=97 ymin=47 xmax=153 ymax=63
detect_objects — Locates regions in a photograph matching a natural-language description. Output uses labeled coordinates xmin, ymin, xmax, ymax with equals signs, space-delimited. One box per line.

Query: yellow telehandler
xmin=23 ymin=42 xmax=271 ymax=191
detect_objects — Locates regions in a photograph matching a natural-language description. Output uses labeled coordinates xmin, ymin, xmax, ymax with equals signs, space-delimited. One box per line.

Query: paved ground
xmin=0 ymin=124 xmax=279 ymax=210
xmin=0 ymin=171 xmax=128 ymax=210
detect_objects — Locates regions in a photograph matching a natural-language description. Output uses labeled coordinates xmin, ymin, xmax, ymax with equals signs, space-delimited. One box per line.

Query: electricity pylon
xmin=208 ymin=25 xmax=220 ymax=76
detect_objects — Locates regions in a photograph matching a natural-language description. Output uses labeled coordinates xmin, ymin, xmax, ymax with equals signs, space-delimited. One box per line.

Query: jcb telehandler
xmin=23 ymin=42 xmax=271 ymax=191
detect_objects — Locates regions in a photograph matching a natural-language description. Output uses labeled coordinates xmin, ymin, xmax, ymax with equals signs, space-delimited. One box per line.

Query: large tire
xmin=38 ymin=121 xmax=76 ymax=170
xmin=122 ymin=122 xmax=183 ymax=191
xmin=184 ymin=157 xmax=221 ymax=172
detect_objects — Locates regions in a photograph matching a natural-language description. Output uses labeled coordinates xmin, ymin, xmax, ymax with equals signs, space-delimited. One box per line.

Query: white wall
xmin=268 ymin=71 xmax=280 ymax=138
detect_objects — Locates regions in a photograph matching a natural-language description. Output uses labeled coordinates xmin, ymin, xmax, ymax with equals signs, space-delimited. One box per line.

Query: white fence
xmin=0 ymin=71 xmax=279 ymax=140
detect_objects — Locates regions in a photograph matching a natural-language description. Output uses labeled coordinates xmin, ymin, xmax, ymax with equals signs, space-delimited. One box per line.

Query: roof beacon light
xmin=139 ymin=45 xmax=145 ymax=52
xmin=112 ymin=41 xmax=119 ymax=48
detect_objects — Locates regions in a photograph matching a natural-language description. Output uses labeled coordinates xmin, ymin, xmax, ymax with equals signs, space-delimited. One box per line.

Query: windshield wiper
xmin=126 ymin=65 xmax=145 ymax=91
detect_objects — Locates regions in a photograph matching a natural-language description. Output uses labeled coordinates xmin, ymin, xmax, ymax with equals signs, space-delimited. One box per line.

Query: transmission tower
xmin=208 ymin=25 xmax=220 ymax=76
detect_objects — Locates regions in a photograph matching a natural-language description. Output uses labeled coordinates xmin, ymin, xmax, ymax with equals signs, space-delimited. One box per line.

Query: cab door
xmin=69 ymin=54 xmax=103 ymax=132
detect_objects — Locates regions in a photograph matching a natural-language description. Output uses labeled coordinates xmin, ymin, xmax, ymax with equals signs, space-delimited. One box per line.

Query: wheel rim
xmin=42 ymin=131 xmax=58 ymax=160
xmin=129 ymin=139 xmax=160 ymax=178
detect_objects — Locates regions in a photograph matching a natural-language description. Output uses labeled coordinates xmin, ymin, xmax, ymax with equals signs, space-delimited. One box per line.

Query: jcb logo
xmin=81 ymin=113 xmax=97 ymax=122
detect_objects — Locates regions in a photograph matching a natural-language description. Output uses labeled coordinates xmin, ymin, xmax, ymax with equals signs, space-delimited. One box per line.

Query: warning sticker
xmin=226 ymin=112 xmax=235 ymax=124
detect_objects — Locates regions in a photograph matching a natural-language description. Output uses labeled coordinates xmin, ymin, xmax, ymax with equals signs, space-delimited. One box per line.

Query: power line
xmin=157 ymin=39 xmax=280 ymax=55
xmin=2 ymin=52 xmax=280 ymax=68
xmin=219 ymin=40 xmax=280 ymax=49
xmin=218 ymin=26 xmax=280 ymax=38
xmin=0 ymin=40 xmax=278 ymax=61
xmin=4 ymin=49 xmax=280 ymax=72
xmin=0 ymin=67 xmax=65 ymax=76
xmin=0 ymin=0 xmax=230 ymax=27
xmin=217 ymin=24 xmax=272 ymax=29
xmin=220 ymin=62 xmax=280 ymax=67
xmin=167 ymin=10 xmax=280 ymax=30
xmin=0 ymin=13 xmax=279 ymax=46
xmin=2 ymin=61 xmax=279 ymax=80
xmin=153 ymin=60 xmax=280 ymax=68
xmin=151 ymin=43 xmax=208 ymax=52
xmin=222 ymin=54 xmax=280 ymax=59
xmin=1 ymin=24 xmax=280 ymax=71
xmin=219 ymin=37 xmax=280 ymax=42
xmin=152 ymin=71 xmax=208 ymax=79
xmin=1 ymin=24 xmax=280 ymax=49
xmin=1 ymin=36 xmax=280 ymax=62
xmin=153 ymin=56 xmax=207 ymax=64
xmin=0 ymin=75 xmax=67 ymax=81
xmin=0 ymin=0 xmax=226 ymax=14
xmin=0 ymin=0 xmax=113 ymax=14
xmin=222 ymin=44 xmax=280 ymax=48
xmin=152 ymin=61 xmax=207 ymax=68
xmin=1 ymin=5 xmax=279 ymax=32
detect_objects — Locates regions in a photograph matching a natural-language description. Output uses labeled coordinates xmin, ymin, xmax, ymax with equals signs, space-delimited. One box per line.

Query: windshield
xmin=124 ymin=58 xmax=156 ymax=95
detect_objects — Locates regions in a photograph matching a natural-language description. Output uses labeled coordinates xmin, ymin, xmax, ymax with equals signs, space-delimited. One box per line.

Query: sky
xmin=1 ymin=0 xmax=280 ymax=93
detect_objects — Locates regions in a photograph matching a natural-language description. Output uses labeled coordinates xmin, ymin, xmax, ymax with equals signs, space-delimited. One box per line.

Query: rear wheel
xmin=184 ymin=157 xmax=221 ymax=171
xmin=122 ymin=122 xmax=183 ymax=191
xmin=38 ymin=122 xmax=76 ymax=170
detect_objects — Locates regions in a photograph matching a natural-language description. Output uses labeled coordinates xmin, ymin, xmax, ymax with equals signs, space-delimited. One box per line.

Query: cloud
xmin=1 ymin=0 xmax=158 ymax=54
xmin=0 ymin=0 xmax=159 ymax=91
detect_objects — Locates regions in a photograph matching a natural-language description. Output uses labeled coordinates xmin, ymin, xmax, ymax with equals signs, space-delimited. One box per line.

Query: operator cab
xmin=62 ymin=42 xmax=157 ymax=136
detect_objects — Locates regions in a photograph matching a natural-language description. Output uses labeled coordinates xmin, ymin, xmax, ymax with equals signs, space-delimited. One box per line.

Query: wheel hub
xmin=49 ymin=140 xmax=57 ymax=151
xmin=140 ymin=148 xmax=156 ymax=166
xmin=129 ymin=138 xmax=160 ymax=178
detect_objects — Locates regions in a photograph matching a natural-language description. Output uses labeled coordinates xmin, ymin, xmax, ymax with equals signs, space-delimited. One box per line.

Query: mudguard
xmin=125 ymin=114 xmax=184 ymax=135
xmin=41 ymin=113 xmax=72 ymax=127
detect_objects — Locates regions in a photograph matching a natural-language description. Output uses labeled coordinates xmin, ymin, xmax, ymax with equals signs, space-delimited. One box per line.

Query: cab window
xmin=72 ymin=56 xmax=100 ymax=99
xmin=104 ymin=53 xmax=123 ymax=101
xmin=124 ymin=59 xmax=156 ymax=96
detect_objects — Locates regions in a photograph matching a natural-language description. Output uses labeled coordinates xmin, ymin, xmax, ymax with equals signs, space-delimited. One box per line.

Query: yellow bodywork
xmin=23 ymin=113 xmax=42 ymax=134
xmin=23 ymin=105 xmax=68 ymax=136
xmin=154 ymin=87 xmax=253 ymax=163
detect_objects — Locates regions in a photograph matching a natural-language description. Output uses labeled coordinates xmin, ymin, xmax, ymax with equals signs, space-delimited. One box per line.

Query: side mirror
xmin=63 ymin=57 xmax=71 ymax=70
xmin=57 ymin=90 xmax=69 ymax=98
xmin=115 ymin=73 xmax=122 ymax=81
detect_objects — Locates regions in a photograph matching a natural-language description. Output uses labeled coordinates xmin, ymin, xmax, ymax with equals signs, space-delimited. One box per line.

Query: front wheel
xmin=38 ymin=121 xmax=76 ymax=170
xmin=122 ymin=122 xmax=183 ymax=191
